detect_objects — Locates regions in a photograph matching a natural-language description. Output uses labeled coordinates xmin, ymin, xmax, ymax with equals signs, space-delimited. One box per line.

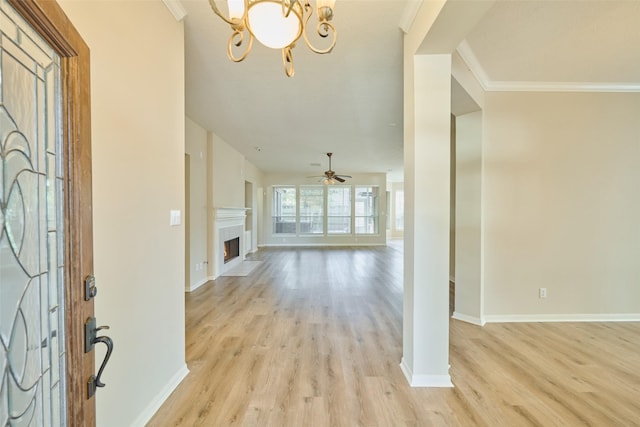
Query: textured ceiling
xmin=180 ymin=0 xmax=640 ymax=182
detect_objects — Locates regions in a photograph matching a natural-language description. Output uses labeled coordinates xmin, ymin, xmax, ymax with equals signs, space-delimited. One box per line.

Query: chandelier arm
xmin=282 ymin=46 xmax=295 ymax=77
xmin=281 ymin=0 xmax=297 ymax=18
xmin=207 ymin=0 xmax=245 ymax=27
xmin=227 ymin=29 xmax=253 ymax=62
xmin=301 ymin=3 xmax=337 ymax=55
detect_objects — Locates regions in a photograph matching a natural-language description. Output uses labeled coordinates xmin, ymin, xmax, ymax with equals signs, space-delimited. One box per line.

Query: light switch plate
xmin=170 ymin=210 xmax=181 ymax=226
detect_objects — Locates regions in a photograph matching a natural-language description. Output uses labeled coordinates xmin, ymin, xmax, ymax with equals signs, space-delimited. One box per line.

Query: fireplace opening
xmin=223 ymin=237 xmax=240 ymax=264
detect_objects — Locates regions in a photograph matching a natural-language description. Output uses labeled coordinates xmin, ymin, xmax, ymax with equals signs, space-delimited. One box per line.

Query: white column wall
xmin=401 ymin=54 xmax=453 ymax=387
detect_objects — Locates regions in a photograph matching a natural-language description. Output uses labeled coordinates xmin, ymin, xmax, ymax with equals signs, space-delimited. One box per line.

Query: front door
xmin=1 ymin=0 xmax=96 ymax=425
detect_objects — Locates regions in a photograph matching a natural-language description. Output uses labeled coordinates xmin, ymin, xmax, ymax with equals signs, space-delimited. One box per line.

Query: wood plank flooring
xmin=148 ymin=246 xmax=640 ymax=426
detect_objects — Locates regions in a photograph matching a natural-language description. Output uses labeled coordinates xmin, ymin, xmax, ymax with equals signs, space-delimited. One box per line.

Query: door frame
xmin=8 ymin=0 xmax=95 ymax=424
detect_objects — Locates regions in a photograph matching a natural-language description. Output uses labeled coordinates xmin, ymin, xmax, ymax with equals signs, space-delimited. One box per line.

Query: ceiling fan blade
xmin=334 ymin=176 xmax=346 ymax=183
xmin=336 ymin=175 xmax=352 ymax=179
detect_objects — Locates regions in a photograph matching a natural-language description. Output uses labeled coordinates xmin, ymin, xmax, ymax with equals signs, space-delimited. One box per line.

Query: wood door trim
xmin=8 ymin=1 xmax=95 ymax=425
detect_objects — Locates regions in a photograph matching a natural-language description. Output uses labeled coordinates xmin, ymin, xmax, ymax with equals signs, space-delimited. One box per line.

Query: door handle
xmin=85 ymin=317 xmax=114 ymax=398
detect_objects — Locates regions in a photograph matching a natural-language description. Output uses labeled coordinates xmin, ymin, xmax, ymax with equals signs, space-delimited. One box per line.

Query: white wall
xmin=261 ymin=172 xmax=387 ymax=246
xmin=185 ymin=117 xmax=208 ymax=291
xmin=58 ymin=2 xmax=187 ymax=426
xmin=211 ymin=132 xmax=245 ymax=208
xmin=401 ymin=54 xmax=453 ymax=386
xmin=483 ymin=91 xmax=640 ymax=319
xmin=454 ymin=111 xmax=483 ymax=324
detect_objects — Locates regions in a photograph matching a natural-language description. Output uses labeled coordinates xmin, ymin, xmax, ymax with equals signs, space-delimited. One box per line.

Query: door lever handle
xmin=85 ymin=317 xmax=114 ymax=397
xmin=91 ymin=335 xmax=113 ymax=388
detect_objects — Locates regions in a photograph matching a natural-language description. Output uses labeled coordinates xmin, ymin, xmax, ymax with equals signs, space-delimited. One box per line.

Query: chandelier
xmin=208 ymin=0 xmax=337 ymax=77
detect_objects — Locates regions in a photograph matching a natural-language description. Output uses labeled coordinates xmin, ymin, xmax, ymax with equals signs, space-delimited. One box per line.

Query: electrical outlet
xmin=539 ymin=287 xmax=547 ymax=299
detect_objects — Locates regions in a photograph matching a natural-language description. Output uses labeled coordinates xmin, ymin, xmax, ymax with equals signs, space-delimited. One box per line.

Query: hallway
xmin=149 ymin=246 xmax=640 ymax=426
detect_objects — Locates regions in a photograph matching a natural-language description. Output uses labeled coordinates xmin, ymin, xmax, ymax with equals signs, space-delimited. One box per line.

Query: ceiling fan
xmin=310 ymin=153 xmax=352 ymax=184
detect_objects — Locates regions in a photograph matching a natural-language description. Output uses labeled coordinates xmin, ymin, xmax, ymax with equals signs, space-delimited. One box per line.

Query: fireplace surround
xmin=213 ymin=207 xmax=247 ymax=278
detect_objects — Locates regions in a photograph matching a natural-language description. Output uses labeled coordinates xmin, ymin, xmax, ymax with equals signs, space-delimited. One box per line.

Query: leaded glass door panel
xmin=1 ymin=0 xmax=95 ymax=425
xmin=0 ymin=0 xmax=66 ymax=424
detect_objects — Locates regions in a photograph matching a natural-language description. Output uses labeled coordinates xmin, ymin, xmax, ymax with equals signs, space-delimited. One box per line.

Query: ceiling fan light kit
xmin=309 ymin=152 xmax=352 ymax=184
xmin=208 ymin=0 xmax=337 ymax=77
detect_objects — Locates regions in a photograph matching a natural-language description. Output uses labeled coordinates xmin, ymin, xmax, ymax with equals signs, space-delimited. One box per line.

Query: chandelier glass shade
xmin=208 ymin=0 xmax=337 ymax=77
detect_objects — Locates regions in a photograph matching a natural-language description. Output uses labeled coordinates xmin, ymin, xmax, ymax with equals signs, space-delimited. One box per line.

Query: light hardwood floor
xmin=148 ymin=246 xmax=640 ymax=426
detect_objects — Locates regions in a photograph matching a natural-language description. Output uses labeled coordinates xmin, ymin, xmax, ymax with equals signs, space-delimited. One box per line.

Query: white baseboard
xmin=186 ymin=277 xmax=210 ymax=293
xmin=483 ymin=313 xmax=640 ymax=323
xmin=399 ymin=358 xmax=453 ymax=388
xmin=452 ymin=311 xmax=485 ymax=326
xmin=130 ymin=363 xmax=189 ymax=427
xmin=261 ymin=243 xmax=386 ymax=247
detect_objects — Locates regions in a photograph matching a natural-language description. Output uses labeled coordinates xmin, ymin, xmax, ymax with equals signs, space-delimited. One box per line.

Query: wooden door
xmin=1 ymin=0 xmax=96 ymax=425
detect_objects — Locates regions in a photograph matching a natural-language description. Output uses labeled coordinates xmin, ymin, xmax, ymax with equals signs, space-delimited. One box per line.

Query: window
xmin=327 ymin=186 xmax=351 ymax=234
xmin=269 ymin=184 xmax=383 ymax=237
xmin=395 ymin=190 xmax=404 ymax=230
xmin=299 ymin=186 xmax=324 ymax=234
xmin=273 ymin=186 xmax=296 ymax=234
xmin=355 ymin=186 xmax=379 ymax=234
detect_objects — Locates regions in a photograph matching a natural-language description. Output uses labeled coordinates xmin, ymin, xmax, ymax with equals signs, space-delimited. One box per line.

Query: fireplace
xmin=223 ymin=237 xmax=240 ymax=264
xmin=213 ymin=208 xmax=247 ymax=278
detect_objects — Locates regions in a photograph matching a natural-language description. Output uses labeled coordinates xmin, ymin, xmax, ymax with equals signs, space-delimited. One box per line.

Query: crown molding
xmin=162 ymin=0 xmax=187 ymax=22
xmin=399 ymin=0 xmax=422 ymax=34
xmin=456 ymin=40 xmax=490 ymax=91
xmin=483 ymin=81 xmax=640 ymax=93
xmin=456 ymin=40 xmax=640 ymax=93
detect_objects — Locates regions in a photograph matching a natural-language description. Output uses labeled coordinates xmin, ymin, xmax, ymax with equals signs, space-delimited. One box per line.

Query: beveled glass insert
xmin=0 ymin=0 xmax=66 ymax=424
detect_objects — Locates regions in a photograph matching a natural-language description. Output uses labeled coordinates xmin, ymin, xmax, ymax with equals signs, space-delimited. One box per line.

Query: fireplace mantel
xmin=214 ymin=207 xmax=248 ymax=220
